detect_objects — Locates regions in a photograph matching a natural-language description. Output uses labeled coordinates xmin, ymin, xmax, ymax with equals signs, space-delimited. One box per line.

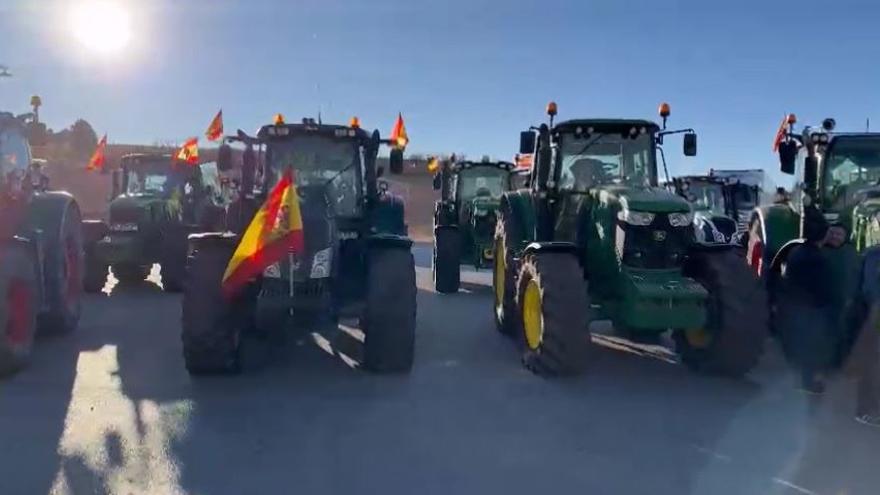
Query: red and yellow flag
xmin=176 ymin=137 xmax=199 ymax=165
xmin=221 ymin=169 xmax=304 ymax=299
xmin=390 ymin=113 xmax=408 ymax=148
xmin=772 ymin=115 xmax=788 ymax=152
xmin=426 ymin=156 xmax=439 ymax=173
xmin=86 ymin=134 xmax=107 ymax=171
xmin=205 ymin=109 xmax=223 ymax=142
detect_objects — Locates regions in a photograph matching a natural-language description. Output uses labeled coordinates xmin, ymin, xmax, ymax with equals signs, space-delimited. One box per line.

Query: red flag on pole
xmin=176 ymin=137 xmax=199 ymax=165
xmin=86 ymin=134 xmax=107 ymax=171
xmin=772 ymin=114 xmax=790 ymax=152
xmin=390 ymin=113 xmax=408 ymax=148
xmin=205 ymin=109 xmax=223 ymax=142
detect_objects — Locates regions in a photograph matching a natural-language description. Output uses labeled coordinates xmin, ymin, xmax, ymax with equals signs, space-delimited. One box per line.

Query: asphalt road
xmin=1 ymin=244 xmax=877 ymax=495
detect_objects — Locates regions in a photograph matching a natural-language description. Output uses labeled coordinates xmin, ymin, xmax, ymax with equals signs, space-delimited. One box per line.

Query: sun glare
xmin=70 ymin=1 xmax=132 ymax=55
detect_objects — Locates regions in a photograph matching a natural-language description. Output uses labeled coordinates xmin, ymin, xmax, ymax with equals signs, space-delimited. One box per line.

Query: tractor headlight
xmin=109 ymin=222 xmax=138 ymax=233
xmin=617 ymin=209 xmax=655 ymax=226
xmin=263 ymin=263 xmax=281 ymax=278
xmin=668 ymin=212 xmax=694 ymax=227
xmin=310 ymin=248 xmax=332 ymax=279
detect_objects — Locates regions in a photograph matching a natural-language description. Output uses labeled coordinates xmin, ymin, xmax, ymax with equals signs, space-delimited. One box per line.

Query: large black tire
xmin=0 ymin=241 xmax=39 ymax=377
xmin=181 ymin=234 xmax=250 ymax=375
xmin=492 ymin=203 xmax=522 ymax=336
xmin=112 ymin=263 xmax=150 ymax=285
xmin=362 ymin=247 xmax=416 ymax=373
xmin=30 ymin=196 xmax=84 ymax=334
xmin=676 ymin=248 xmax=769 ymax=377
xmin=515 ymin=251 xmax=593 ymax=376
xmin=433 ymin=227 xmax=460 ymax=294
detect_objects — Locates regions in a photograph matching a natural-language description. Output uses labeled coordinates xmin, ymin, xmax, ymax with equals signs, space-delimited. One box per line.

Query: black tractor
xmin=0 ymin=111 xmax=85 ymax=376
xmin=181 ymin=116 xmax=416 ymax=375
xmin=82 ymin=154 xmax=227 ymax=292
xmin=432 ymin=157 xmax=515 ymax=293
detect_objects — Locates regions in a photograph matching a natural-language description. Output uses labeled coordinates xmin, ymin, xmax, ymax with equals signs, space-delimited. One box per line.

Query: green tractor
xmin=0 ymin=111 xmax=85 ymax=376
xmin=671 ymin=174 xmax=761 ymax=245
xmin=493 ymin=102 xmax=768 ymax=376
xmin=181 ymin=116 xmax=416 ymax=375
xmin=82 ymin=153 xmax=227 ymax=292
xmin=432 ymin=157 xmax=515 ymax=293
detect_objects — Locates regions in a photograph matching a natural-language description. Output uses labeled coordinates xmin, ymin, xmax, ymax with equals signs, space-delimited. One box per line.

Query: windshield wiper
xmin=572 ymin=133 xmax=606 ymax=156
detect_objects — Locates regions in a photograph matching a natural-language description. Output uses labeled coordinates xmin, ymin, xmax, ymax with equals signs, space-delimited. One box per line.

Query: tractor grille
xmin=618 ymin=213 xmax=692 ymax=269
xmin=110 ymin=206 xmax=143 ymax=224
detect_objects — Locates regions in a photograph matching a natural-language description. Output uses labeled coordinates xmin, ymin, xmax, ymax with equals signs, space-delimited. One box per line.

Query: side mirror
xmin=388 ymin=148 xmax=404 ymax=175
xmin=519 ymin=131 xmax=536 ymax=154
xmin=683 ymin=133 xmax=697 ymax=157
xmin=377 ymin=165 xmax=385 ymax=178
xmin=804 ymin=155 xmax=819 ymax=190
xmin=778 ymin=140 xmax=798 ymax=175
xmin=217 ymin=143 xmax=233 ymax=172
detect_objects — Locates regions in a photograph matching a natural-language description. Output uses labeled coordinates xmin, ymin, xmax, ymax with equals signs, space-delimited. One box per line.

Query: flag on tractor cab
xmin=86 ymin=134 xmax=107 ymax=171
xmin=515 ymin=153 xmax=533 ymax=170
xmin=390 ymin=113 xmax=408 ymax=148
xmin=221 ymin=169 xmax=304 ymax=299
xmin=176 ymin=137 xmax=199 ymax=165
xmin=426 ymin=156 xmax=439 ymax=173
xmin=772 ymin=115 xmax=788 ymax=152
xmin=205 ymin=109 xmax=223 ymax=142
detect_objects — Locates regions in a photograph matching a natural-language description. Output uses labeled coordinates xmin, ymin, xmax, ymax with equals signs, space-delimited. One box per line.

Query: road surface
xmin=0 ymin=244 xmax=877 ymax=495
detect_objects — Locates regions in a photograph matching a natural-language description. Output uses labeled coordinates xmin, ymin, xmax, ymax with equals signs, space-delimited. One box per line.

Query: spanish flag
xmin=390 ymin=113 xmax=408 ymax=148
xmin=176 ymin=137 xmax=199 ymax=165
xmin=426 ymin=156 xmax=439 ymax=173
xmin=772 ymin=115 xmax=788 ymax=152
xmin=86 ymin=134 xmax=107 ymax=171
xmin=205 ymin=109 xmax=223 ymax=142
xmin=221 ymin=169 xmax=304 ymax=299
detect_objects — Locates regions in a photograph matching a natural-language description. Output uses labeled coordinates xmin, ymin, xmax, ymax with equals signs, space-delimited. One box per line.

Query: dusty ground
xmin=0 ymin=246 xmax=878 ymax=495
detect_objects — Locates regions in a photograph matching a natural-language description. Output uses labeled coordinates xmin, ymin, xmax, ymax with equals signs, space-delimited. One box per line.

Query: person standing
xmin=848 ymin=246 xmax=880 ymax=427
xmin=780 ymin=217 xmax=835 ymax=394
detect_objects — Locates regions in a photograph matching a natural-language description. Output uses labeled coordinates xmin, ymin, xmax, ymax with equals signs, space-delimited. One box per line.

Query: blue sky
xmin=2 ymin=0 xmax=880 ymax=187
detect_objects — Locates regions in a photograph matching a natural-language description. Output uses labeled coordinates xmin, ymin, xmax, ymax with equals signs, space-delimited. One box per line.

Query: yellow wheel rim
xmin=522 ymin=279 xmax=543 ymax=350
xmin=684 ymin=328 xmax=711 ymax=349
xmin=493 ymin=239 xmax=505 ymax=309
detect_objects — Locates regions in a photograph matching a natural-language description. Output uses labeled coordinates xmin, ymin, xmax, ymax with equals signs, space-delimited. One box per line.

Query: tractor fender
xmin=523 ymin=241 xmax=579 ymax=256
xmin=750 ymin=203 xmax=800 ymax=265
xmin=499 ymin=191 xmax=536 ymax=246
xmin=371 ymin=193 xmax=407 ymax=236
xmin=187 ymin=232 xmax=239 ymax=254
xmin=81 ymin=219 xmax=108 ymax=246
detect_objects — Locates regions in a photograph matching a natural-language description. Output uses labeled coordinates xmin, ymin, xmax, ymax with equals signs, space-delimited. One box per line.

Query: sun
xmin=70 ymin=1 xmax=132 ymax=55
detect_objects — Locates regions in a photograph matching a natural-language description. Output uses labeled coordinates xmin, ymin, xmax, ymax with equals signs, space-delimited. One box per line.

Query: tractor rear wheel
xmin=362 ymin=247 xmax=416 ymax=373
xmin=676 ymin=248 xmax=768 ymax=377
xmin=160 ymin=225 xmax=188 ymax=293
xmin=181 ymin=235 xmax=248 ymax=375
xmin=112 ymin=263 xmax=150 ymax=285
xmin=0 ymin=242 xmax=38 ymax=377
xmin=516 ymin=251 xmax=593 ymax=376
xmin=82 ymin=220 xmax=108 ymax=293
xmin=36 ymin=201 xmax=85 ymax=334
xmin=433 ymin=227 xmax=460 ymax=294
xmin=492 ymin=206 xmax=522 ymax=336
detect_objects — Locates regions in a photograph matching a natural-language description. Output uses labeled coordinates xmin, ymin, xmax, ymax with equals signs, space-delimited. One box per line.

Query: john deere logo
xmin=653 ymin=230 xmax=667 ymax=241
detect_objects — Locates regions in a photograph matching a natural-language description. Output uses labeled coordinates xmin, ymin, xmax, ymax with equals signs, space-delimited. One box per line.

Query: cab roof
xmin=554 ymin=119 xmax=661 ymax=133
xmin=256 ymin=122 xmax=370 ymax=141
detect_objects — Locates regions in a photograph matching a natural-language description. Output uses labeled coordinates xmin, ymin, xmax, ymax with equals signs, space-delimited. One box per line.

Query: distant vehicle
xmin=181 ymin=115 xmax=416 ymax=375
xmin=671 ymin=170 xmax=763 ymax=245
xmin=82 ymin=154 xmax=227 ymax=292
xmin=431 ymin=157 xmax=515 ymax=293
xmin=0 ymin=110 xmax=84 ymax=376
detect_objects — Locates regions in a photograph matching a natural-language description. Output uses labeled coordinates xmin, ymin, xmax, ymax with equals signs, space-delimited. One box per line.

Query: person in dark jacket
xmin=780 ymin=216 xmax=835 ymax=394
xmin=848 ymin=246 xmax=880 ymax=427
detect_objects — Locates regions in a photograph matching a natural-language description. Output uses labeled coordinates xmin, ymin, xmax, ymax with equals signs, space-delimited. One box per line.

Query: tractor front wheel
xmin=516 ymin=251 xmax=593 ymax=376
xmin=492 ymin=207 xmax=522 ymax=336
xmin=433 ymin=227 xmax=460 ymax=294
xmin=181 ymin=235 xmax=248 ymax=375
xmin=676 ymin=248 xmax=768 ymax=377
xmin=0 ymin=242 xmax=38 ymax=377
xmin=362 ymin=247 xmax=416 ymax=373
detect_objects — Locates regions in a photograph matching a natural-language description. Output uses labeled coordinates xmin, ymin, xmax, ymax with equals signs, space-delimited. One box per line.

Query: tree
xmin=69 ymin=119 xmax=98 ymax=158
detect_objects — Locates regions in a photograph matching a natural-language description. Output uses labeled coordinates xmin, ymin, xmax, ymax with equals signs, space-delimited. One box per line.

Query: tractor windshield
xmin=823 ymin=136 xmax=880 ymax=210
xmin=456 ymin=166 xmax=508 ymax=201
xmin=684 ymin=181 xmax=725 ymax=214
xmin=0 ymin=125 xmax=31 ymax=184
xmin=557 ymin=132 xmax=655 ymax=191
xmin=268 ymin=134 xmax=362 ymax=217
xmin=124 ymin=159 xmax=177 ymax=197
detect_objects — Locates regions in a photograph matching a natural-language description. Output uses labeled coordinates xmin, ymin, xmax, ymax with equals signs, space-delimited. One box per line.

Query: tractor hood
xmin=108 ymin=194 xmax=172 ymax=224
xmin=602 ymin=185 xmax=691 ymax=213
